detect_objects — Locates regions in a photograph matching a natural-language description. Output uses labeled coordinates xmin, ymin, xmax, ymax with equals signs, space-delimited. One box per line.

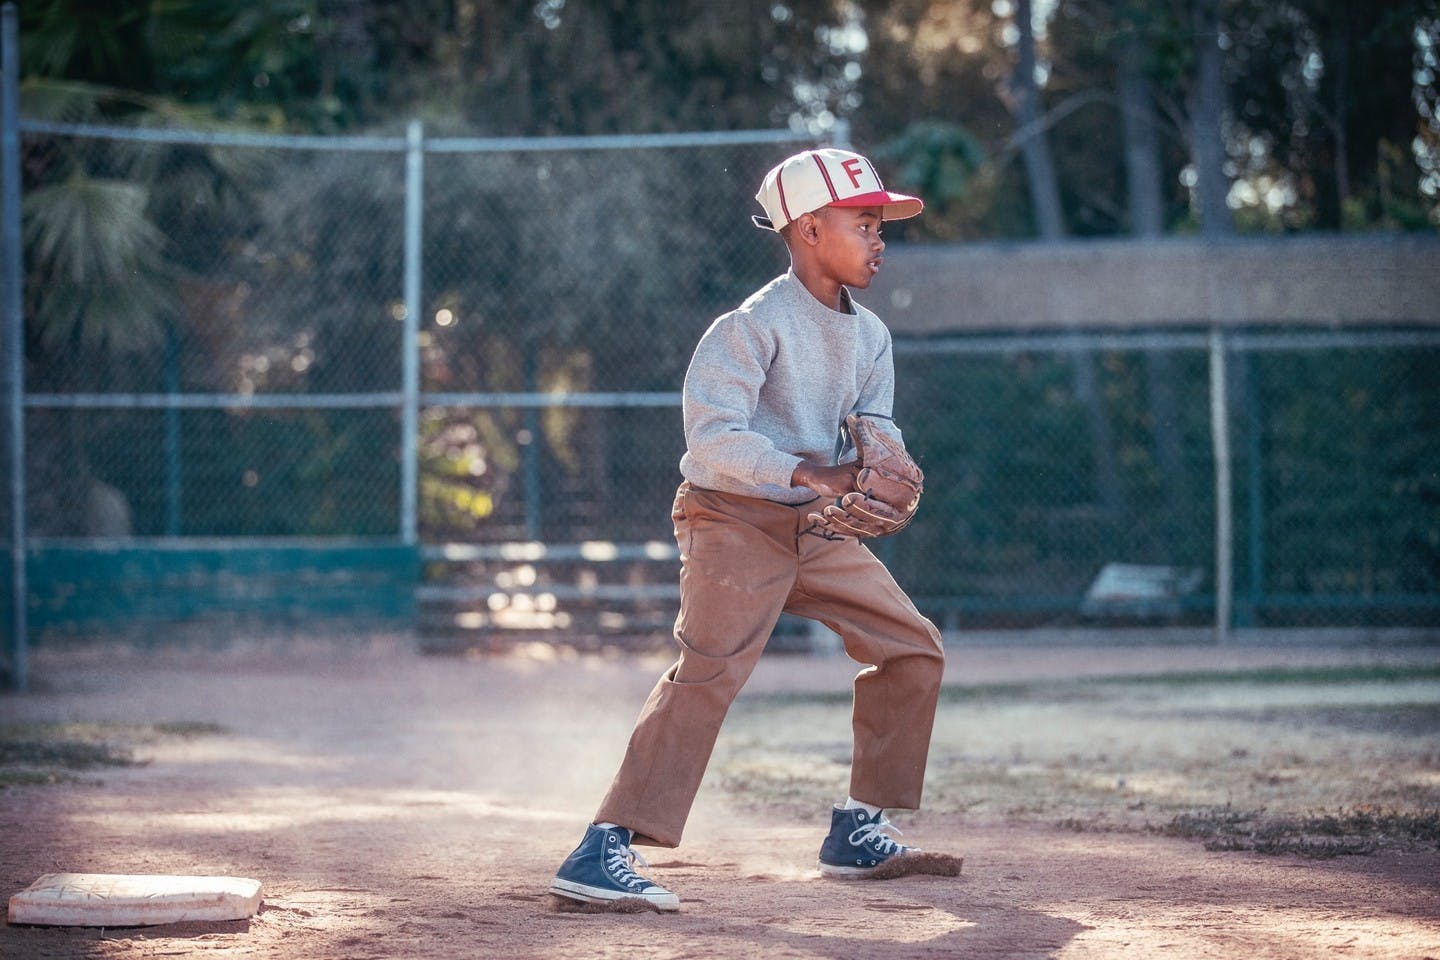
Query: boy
xmin=550 ymin=148 xmax=945 ymax=911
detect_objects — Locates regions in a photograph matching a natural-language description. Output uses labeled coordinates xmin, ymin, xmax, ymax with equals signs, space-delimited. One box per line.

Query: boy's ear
xmin=791 ymin=211 xmax=823 ymax=246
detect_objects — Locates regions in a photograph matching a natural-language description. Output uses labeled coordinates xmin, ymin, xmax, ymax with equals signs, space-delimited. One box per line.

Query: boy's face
xmin=808 ymin=205 xmax=886 ymax=290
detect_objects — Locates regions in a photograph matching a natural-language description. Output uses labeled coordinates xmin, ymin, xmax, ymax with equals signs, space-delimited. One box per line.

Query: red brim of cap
xmin=829 ymin=189 xmax=925 ymax=221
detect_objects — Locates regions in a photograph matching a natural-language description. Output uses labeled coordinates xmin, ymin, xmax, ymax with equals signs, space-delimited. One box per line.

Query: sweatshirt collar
xmin=785 ymin=269 xmax=857 ymax=318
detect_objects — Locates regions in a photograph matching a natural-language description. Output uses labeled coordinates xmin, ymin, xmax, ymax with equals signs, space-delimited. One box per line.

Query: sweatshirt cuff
xmin=754 ymin=450 xmax=804 ymax=490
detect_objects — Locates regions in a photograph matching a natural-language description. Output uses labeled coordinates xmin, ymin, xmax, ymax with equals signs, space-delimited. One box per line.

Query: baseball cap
xmin=752 ymin=147 xmax=923 ymax=232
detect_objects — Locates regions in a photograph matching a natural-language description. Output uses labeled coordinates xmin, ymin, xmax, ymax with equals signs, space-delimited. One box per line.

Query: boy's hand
xmin=802 ymin=413 xmax=925 ymax=540
xmin=792 ymin=460 xmax=860 ymax=499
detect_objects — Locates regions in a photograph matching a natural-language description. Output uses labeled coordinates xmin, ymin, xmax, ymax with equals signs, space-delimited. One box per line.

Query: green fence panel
xmin=26 ymin=542 xmax=419 ymax=636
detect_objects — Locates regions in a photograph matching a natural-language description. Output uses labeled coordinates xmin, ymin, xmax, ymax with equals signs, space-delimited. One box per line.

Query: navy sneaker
xmin=550 ymin=824 xmax=680 ymax=910
xmin=817 ymin=805 xmax=919 ymax=878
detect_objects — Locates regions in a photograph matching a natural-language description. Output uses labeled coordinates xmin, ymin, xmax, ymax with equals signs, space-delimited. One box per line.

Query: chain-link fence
xmin=17 ymin=123 xmax=807 ymax=540
xmin=417 ymin=135 xmax=803 ymax=543
xmin=21 ymin=135 xmax=409 ymax=539
xmin=891 ymin=331 xmax=1440 ymax=630
xmin=3 ymin=104 xmax=1439 ymax=683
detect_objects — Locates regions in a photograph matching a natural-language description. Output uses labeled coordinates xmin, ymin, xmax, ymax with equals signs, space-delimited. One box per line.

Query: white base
xmin=8 ymin=873 xmax=263 ymax=927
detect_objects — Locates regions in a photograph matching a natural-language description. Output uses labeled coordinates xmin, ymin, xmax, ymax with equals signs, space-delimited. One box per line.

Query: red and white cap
xmin=752 ymin=147 xmax=923 ymax=232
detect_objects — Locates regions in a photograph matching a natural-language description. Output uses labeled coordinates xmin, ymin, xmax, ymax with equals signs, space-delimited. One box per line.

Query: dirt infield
xmin=2 ymin=637 xmax=1438 ymax=959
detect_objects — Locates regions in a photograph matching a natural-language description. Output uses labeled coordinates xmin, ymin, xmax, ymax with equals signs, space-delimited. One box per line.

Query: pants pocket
xmin=671 ymin=483 xmax=690 ymax=553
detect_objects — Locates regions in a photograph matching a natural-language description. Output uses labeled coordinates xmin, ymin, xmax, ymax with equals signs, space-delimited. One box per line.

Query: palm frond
xmin=23 ymin=173 xmax=174 ymax=350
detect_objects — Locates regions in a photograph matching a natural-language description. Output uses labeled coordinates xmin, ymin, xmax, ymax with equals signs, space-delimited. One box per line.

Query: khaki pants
xmin=596 ymin=482 xmax=945 ymax=847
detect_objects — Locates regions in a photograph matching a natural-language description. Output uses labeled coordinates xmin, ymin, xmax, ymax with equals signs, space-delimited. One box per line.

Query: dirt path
xmin=2 ymin=639 xmax=1438 ymax=959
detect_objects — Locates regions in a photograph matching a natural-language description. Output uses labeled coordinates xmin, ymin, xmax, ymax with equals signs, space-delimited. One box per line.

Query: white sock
xmin=594 ymin=821 xmax=620 ymax=830
xmin=843 ymin=797 xmax=882 ymax=818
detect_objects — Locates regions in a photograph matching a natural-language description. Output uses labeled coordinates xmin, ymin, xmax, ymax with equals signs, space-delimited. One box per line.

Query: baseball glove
xmin=804 ymin=413 xmax=924 ymax=540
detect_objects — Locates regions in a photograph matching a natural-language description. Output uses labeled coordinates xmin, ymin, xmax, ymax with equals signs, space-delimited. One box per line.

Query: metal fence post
xmin=1241 ymin=349 xmax=1264 ymax=627
xmin=2 ymin=2 xmax=27 ymax=691
xmin=1208 ymin=326 xmax=1233 ymax=643
xmin=522 ymin=343 xmax=542 ymax=541
xmin=401 ymin=120 xmax=423 ymax=545
xmin=163 ymin=322 xmax=182 ymax=535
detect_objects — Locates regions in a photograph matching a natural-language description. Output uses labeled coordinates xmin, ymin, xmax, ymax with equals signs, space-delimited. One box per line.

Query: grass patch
xmin=152 ymin=720 xmax=228 ymax=738
xmin=0 ymin=721 xmax=227 ymax=788
xmin=757 ymin=664 xmax=1440 ymax=711
xmin=941 ymin=664 xmax=1440 ymax=707
xmin=1186 ymin=702 xmax=1440 ymax=738
xmin=751 ymin=680 xmax=1046 ymax=709
xmin=0 ymin=724 xmax=138 ymax=786
xmin=1153 ymin=805 xmax=1440 ymax=858
xmin=1100 ymin=664 xmax=1440 ymax=688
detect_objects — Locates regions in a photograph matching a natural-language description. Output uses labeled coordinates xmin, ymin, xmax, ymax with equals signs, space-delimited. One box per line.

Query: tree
xmin=1224 ymin=0 xmax=1439 ymax=230
xmin=1115 ymin=9 xmax=1167 ymax=236
xmin=1188 ymin=0 xmax=1234 ymax=235
xmin=853 ymin=0 xmax=1029 ymax=238
xmin=1012 ymin=0 xmax=1067 ymax=239
xmin=1011 ymin=0 xmax=1129 ymax=531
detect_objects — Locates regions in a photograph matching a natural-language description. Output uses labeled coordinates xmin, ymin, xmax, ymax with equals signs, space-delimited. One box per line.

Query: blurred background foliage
xmin=18 ymin=0 xmax=1437 ymax=378
xmin=17 ymin=0 xmax=1439 ymax=239
xmin=9 ymin=0 xmax=1439 ymax=627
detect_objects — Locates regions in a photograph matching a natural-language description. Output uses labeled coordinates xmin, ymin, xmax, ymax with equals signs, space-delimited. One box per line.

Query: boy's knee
xmin=915 ymin=623 xmax=945 ymax=685
xmin=921 ymin=641 xmax=945 ymax=683
xmin=893 ymin=625 xmax=944 ymax=676
xmin=917 ymin=617 xmax=944 ymax=662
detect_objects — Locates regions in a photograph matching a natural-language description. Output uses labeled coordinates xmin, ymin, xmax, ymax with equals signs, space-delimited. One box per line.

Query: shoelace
xmin=848 ymin=814 xmax=907 ymax=854
xmin=605 ymin=841 xmax=653 ymax=890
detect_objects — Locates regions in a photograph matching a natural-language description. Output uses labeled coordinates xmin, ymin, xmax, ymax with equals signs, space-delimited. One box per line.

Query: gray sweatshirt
xmin=679 ymin=270 xmax=903 ymax=504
